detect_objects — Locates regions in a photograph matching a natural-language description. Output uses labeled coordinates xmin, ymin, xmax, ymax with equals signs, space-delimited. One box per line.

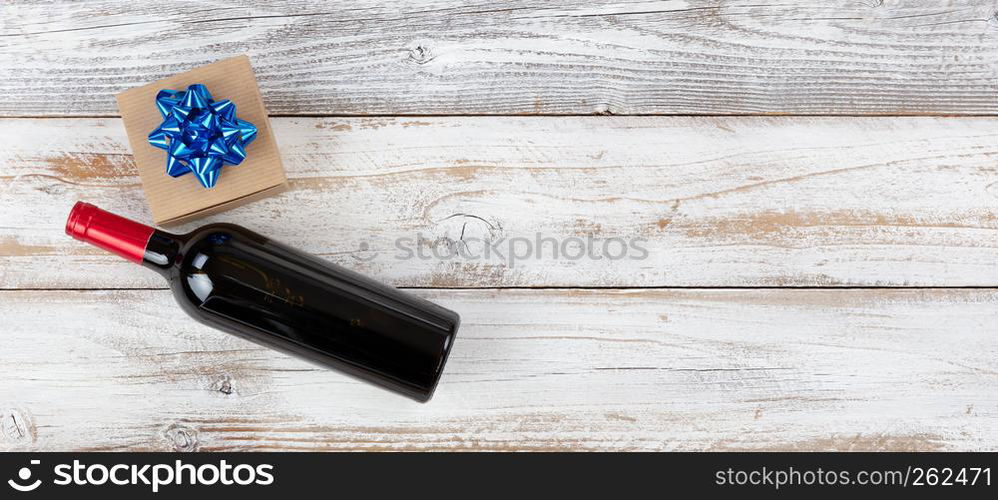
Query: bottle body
xmin=68 ymin=202 xmax=459 ymax=402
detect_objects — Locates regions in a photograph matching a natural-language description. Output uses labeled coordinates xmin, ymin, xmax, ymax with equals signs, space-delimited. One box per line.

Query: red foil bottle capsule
xmin=65 ymin=202 xmax=460 ymax=402
xmin=66 ymin=202 xmax=154 ymax=263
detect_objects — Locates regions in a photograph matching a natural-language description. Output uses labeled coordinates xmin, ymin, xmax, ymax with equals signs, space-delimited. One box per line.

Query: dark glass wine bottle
xmin=65 ymin=202 xmax=459 ymax=402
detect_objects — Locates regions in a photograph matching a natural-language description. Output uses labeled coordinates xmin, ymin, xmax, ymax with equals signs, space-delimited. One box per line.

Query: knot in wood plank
xmin=407 ymin=41 xmax=436 ymax=65
xmin=164 ymin=423 xmax=199 ymax=452
xmin=0 ymin=407 xmax=35 ymax=444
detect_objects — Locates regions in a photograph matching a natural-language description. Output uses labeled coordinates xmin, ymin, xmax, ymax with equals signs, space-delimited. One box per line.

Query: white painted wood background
xmin=1 ymin=0 xmax=997 ymax=451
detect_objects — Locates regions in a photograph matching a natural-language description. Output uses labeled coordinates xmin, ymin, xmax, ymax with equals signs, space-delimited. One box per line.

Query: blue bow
xmin=147 ymin=84 xmax=257 ymax=188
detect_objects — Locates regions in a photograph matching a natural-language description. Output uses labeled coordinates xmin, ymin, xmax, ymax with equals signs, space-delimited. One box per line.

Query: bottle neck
xmin=65 ymin=202 xmax=182 ymax=273
xmin=142 ymin=230 xmax=183 ymax=274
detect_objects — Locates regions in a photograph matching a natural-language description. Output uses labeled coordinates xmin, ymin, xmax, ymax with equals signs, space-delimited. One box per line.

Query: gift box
xmin=116 ymin=56 xmax=287 ymax=225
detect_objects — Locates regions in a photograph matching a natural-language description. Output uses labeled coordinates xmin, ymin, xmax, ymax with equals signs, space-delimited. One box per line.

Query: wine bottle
xmin=65 ymin=202 xmax=459 ymax=402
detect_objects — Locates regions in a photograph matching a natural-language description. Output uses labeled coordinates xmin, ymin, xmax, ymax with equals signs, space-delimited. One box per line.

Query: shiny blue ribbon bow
xmin=147 ymin=84 xmax=257 ymax=188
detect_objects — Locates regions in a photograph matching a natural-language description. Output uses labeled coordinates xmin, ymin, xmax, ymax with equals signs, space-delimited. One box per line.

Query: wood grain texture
xmin=3 ymin=116 xmax=998 ymax=288
xmin=1 ymin=288 xmax=995 ymax=451
xmin=3 ymin=0 xmax=998 ymax=116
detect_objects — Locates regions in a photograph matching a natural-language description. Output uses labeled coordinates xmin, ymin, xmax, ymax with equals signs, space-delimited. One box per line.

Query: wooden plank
xmin=3 ymin=1 xmax=998 ymax=116
xmin=1 ymin=288 xmax=995 ymax=451
xmin=3 ymin=116 xmax=998 ymax=288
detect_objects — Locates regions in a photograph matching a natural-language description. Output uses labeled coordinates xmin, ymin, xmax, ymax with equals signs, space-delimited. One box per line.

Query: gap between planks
xmin=9 ymin=114 xmax=998 ymax=119
xmin=5 ymin=286 xmax=998 ymax=291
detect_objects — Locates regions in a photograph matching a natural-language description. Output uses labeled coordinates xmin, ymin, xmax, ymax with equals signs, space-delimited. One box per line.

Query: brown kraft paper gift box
xmin=116 ymin=56 xmax=287 ymax=225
